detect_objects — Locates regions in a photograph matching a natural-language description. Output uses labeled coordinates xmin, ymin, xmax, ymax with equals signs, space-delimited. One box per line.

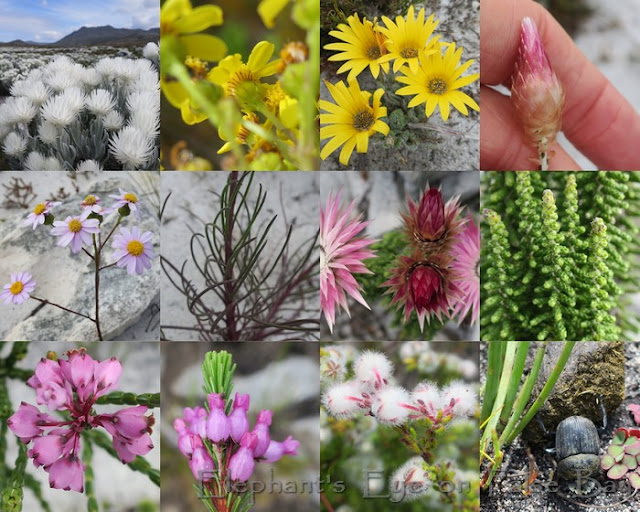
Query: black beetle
xmin=555 ymin=416 xmax=600 ymax=480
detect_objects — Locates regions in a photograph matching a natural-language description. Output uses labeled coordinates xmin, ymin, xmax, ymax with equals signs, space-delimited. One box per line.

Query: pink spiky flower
xmin=402 ymin=186 xmax=465 ymax=257
xmin=320 ymin=192 xmax=377 ymax=333
xmin=511 ymin=17 xmax=565 ymax=169
xmin=450 ymin=215 xmax=480 ymax=325
xmin=382 ymin=251 xmax=461 ymax=332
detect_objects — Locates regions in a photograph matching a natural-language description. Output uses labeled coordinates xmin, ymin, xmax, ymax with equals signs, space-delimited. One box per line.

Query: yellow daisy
xmin=377 ymin=5 xmax=440 ymax=74
xmin=207 ymin=41 xmax=281 ymax=102
xmin=324 ymin=14 xmax=389 ymax=81
xmin=396 ymin=42 xmax=479 ymax=121
xmin=319 ymin=80 xmax=390 ymax=166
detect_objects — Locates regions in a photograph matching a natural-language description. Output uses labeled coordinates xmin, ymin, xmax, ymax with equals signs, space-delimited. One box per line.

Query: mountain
xmin=53 ymin=25 xmax=159 ymax=47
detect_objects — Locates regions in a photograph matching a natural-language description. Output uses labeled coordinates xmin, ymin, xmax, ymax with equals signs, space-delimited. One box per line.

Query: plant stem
xmin=224 ymin=173 xmax=239 ymax=341
xmin=499 ymin=341 xmax=530 ymax=425
xmin=93 ymin=235 xmax=104 ymax=341
xmin=480 ymin=340 xmax=505 ymax=424
xmin=30 ymin=296 xmax=95 ymax=322
xmin=98 ymin=262 xmax=118 ymax=271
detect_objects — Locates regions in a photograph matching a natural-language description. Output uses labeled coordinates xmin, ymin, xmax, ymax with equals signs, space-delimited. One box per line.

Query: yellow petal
xmin=258 ymin=0 xmax=290 ymax=29
xmin=172 ymin=5 xmax=223 ymax=34
xmin=248 ymin=41 xmax=275 ymax=72
xmin=181 ymin=34 xmax=227 ymax=62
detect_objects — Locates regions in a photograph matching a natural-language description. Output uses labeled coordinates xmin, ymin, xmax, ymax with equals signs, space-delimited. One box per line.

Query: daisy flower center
xmin=367 ymin=45 xmax=381 ymax=59
xmin=127 ymin=240 xmax=144 ymax=257
xmin=10 ymin=281 xmax=24 ymax=295
xmin=33 ymin=203 xmax=46 ymax=215
xmin=353 ymin=110 xmax=375 ymax=132
xmin=84 ymin=195 xmax=98 ymax=205
xmin=400 ymin=47 xmax=419 ymax=59
xmin=68 ymin=219 xmax=82 ymax=233
xmin=428 ymin=77 xmax=448 ymax=95
xmin=124 ymin=193 xmax=138 ymax=203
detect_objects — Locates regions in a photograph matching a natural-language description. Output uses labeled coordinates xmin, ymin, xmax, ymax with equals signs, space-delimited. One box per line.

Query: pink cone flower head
xmin=511 ymin=17 xmax=565 ymax=155
xmin=383 ymin=252 xmax=462 ymax=331
xmin=205 ymin=393 xmax=230 ymax=443
xmin=354 ymin=351 xmax=393 ymax=391
xmin=7 ymin=349 xmax=154 ymax=493
xmin=50 ymin=208 xmax=101 ymax=253
xmin=320 ymin=192 xmax=377 ymax=333
xmin=24 ymin=200 xmax=60 ymax=229
xmin=229 ymin=432 xmax=258 ymax=481
xmin=110 ymin=188 xmax=141 ymax=218
xmin=252 ymin=409 xmax=272 ymax=457
xmin=450 ymin=215 xmax=480 ymax=325
xmin=1 ymin=272 xmax=36 ymax=305
xmin=229 ymin=392 xmax=251 ymax=443
xmin=263 ymin=435 xmax=300 ymax=463
xmin=403 ymin=186 xmax=466 ymax=257
xmin=111 ymin=226 xmax=155 ymax=275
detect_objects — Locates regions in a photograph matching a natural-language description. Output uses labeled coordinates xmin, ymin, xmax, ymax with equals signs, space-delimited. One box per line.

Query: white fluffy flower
xmin=21 ymin=81 xmax=51 ymax=106
xmin=38 ymin=121 xmax=60 ymax=144
xmin=441 ymin=381 xmax=477 ymax=418
xmin=4 ymin=97 xmax=37 ymax=125
xmin=389 ymin=457 xmax=430 ymax=502
xmin=371 ymin=386 xmax=411 ymax=425
xmin=9 ymin=79 xmax=28 ymax=97
xmin=23 ymin=151 xmax=47 ymax=170
xmin=45 ymin=72 xmax=80 ymax=93
xmin=81 ymin=68 xmax=102 ymax=87
xmin=75 ymin=160 xmax=103 ymax=171
xmin=109 ymin=126 xmax=154 ymax=169
xmin=323 ymin=381 xmax=368 ymax=418
xmin=128 ymin=110 xmax=159 ymax=140
xmin=41 ymin=94 xmax=79 ymax=127
xmin=354 ymin=351 xmax=393 ymax=390
xmin=86 ymin=89 xmax=115 ymax=116
xmin=2 ymin=132 xmax=28 ymax=157
xmin=103 ymin=110 xmax=124 ymax=131
xmin=129 ymin=69 xmax=159 ymax=94
xmin=59 ymin=87 xmax=86 ymax=113
xmin=412 ymin=381 xmax=445 ymax=412
xmin=43 ymin=156 xmax=62 ymax=170
xmin=143 ymin=42 xmax=159 ymax=61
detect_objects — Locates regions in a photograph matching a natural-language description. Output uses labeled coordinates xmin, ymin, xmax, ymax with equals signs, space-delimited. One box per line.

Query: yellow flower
xmin=264 ymin=83 xmax=299 ymax=129
xmin=396 ymin=42 xmax=479 ymax=121
xmin=257 ymin=0 xmax=290 ymax=28
xmin=319 ymin=80 xmax=389 ymax=166
xmin=161 ymin=0 xmax=226 ymax=62
xmin=218 ymin=113 xmax=261 ymax=154
xmin=324 ymin=14 xmax=389 ymax=81
xmin=208 ymin=41 xmax=281 ymax=103
xmin=377 ymin=5 xmax=440 ymax=74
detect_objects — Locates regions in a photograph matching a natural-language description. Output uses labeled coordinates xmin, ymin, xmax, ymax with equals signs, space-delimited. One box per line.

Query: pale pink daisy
xmin=24 ymin=201 xmax=61 ymax=229
xmin=1 ymin=272 xmax=36 ymax=305
xmin=111 ymin=226 xmax=155 ymax=275
xmin=450 ymin=215 xmax=479 ymax=325
xmin=320 ymin=192 xmax=377 ymax=333
xmin=80 ymin=194 xmax=108 ymax=215
xmin=50 ymin=209 xmax=101 ymax=253
xmin=109 ymin=189 xmax=140 ymax=218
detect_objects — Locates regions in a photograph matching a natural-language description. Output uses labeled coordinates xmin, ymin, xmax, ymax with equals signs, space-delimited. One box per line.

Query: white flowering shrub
xmin=0 ymin=45 xmax=160 ymax=170
xmin=321 ymin=344 xmax=479 ymax=510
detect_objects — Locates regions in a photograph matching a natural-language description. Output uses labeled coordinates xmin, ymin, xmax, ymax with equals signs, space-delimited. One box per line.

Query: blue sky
xmin=0 ymin=0 xmax=158 ymax=42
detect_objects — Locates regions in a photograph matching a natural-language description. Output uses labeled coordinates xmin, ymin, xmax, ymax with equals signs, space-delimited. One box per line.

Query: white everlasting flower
xmin=94 ymin=57 xmax=117 ymax=79
xmin=38 ymin=121 xmax=60 ymax=144
xmin=21 ymin=81 xmax=51 ymax=106
xmin=86 ymin=89 xmax=115 ymax=116
xmin=76 ymin=160 xmax=103 ymax=171
xmin=143 ymin=42 xmax=159 ymax=61
xmin=322 ymin=381 xmax=368 ymax=418
xmin=43 ymin=156 xmax=62 ymax=170
xmin=128 ymin=110 xmax=159 ymax=140
xmin=0 ymin=123 xmax=10 ymax=141
xmin=45 ymin=72 xmax=80 ymax=93
xmin=2 ymin=132 xmax=28 ymax=157
xmin=130 ymin=69 xmax=160 ymax=94
xmin=59 ymin=87 xmax=86 ymax=113
xmin=81 ymin=68 xmax=102 ymax=88
xmin=41 ymin=94 xmax=79 ymax=127
xmin=109 ymin=126 xmax=154 ymax=169
xmin=389 ymin=457 xmax=430 ymax=502
xmin=9 ymin=79 xmax=28 ymax=97
xmin=4 ymin=97 xmax=37 ymax=125
xmin=103 ymin=110 xmax=124 ymax=131
xmin=371 ymin=386 xmax=411 ymax=425
xmin=441 ymin=380 xmax=477 ymax=418
xmin=354 ymin=351 xmax=393 ymax=391
xmin=127 ymin=90 xmax=160 ymax=115
xmin=23 ymin=151 xmax=47 ymax=170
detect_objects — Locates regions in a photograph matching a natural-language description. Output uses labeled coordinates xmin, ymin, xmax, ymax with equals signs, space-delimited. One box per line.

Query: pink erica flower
xmin=229 ymin=432 xmax=258 ymax=482
xmin=229 ymin=393 xmax=250 ymax=443
xmin=511 ymin=17 xmax=565 ymax=160
xmin=252 ymin=410 xmax=272 ymax=457
xmin=450 ymin=215 xmax=480 ymax=325
xmin=320 ymin=192 xmax=377 ymax=333
xmin=7 ymin=349 xmax=154 ymax=493
xmin=263 ymin=435 xmax=300 ymax=463
xmin=205 ymin=393 xmax=230 ymax=443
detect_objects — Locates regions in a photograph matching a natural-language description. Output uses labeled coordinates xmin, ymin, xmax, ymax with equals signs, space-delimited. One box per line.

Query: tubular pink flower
xmin=252 ymin=410 xmax=272 ymax=457
xmin=190 ymin=446 xmax=215 ymax=481
xmin=113 ymin=433 xmax=154 ymax=464
xmin=263 ymin=436 xmax=300 ymax=463
xmin=229 ymin=392 xmax=251 ymax=443
xmin=50 ymin=209 xmax=101 ymax=254
xmin=229 ymin=432 xmax=258 ymax=482
xmin=1 ymin=272 xmax=36 ymax=305
xmin=111 ymin=226 xmax=155 ymax=275
xmin=450 ymin=215 xmax=480 ymax=325
xmin=48 ymin=455 xmax=85 ymax=492
xmin=29 ymin=433 xmax=68 ymax=467
xmin=7 ymin=402 xmax=56 ymax=443
xmin=511 ymin=17 xmax=565 ymax=163
xmin=320 ymin=192 xmax=377 ymax=333
xmin=24 ymin=201 xmax=60 ymax=229
xmin=26 ymin=357 xmax=70 ymax=411
xmin=205 ymin=393 xmax=230 ymax=443
xmin=98 ymin=406 xmax=154 ymax=439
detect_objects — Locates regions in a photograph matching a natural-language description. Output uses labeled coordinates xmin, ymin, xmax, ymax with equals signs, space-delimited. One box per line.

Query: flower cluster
xmin=398 ymin=341 xmax=478 ymax=379
xmin=160 ymin=0 xmax=318 ymax=170
xmin=0 ymin=49 xmax=160 ymax=170
xmin=173 ymin=392 xmax=299 ymax=484
xmin=6 ymin=349 xmax=154 ymax=492
xmin=323 ymin=350 xmax=476 ymax=426
xmin=321 ymin=6 xmax=479 ymax=166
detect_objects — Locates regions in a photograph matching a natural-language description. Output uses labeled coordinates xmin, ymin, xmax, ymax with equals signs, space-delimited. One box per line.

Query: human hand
xmin=481 ymin=0 xmax=640 ymax=170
